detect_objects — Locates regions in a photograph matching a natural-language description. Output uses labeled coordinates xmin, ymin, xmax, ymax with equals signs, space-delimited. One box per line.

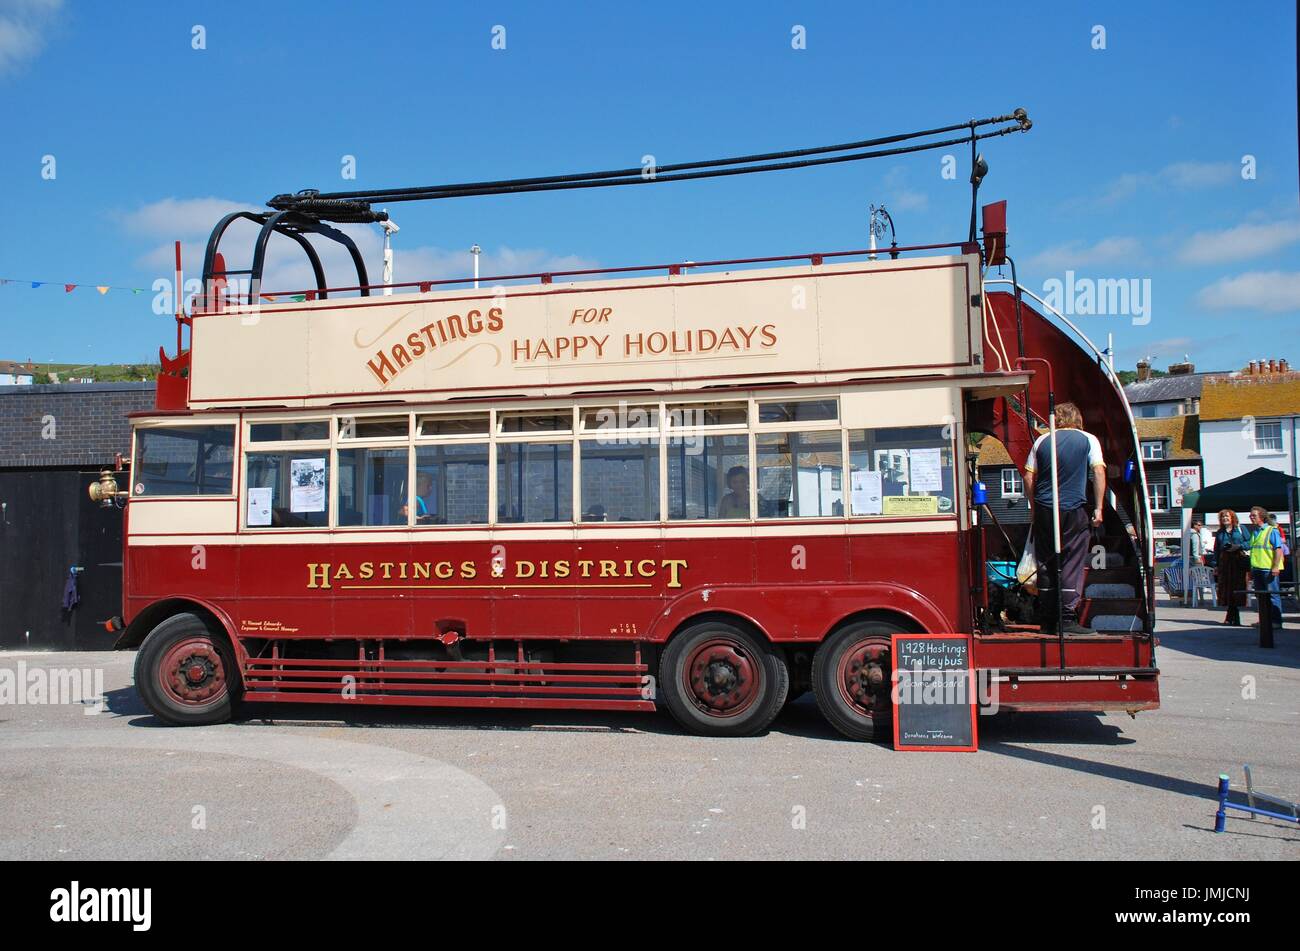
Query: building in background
xmin=975 ymin=436 xmax=1031 ymax=526
xmin=0 ymin=381 xmax=155 ymax=649
xmin=1199 ymin=359 xmax=1298 ymax=528
xmin=0 ymin=359 xmax=36 ymax=386
xmin=1123 ymin=358 xmax=1212 ymax=418
xmin=1134 ymin=414 xmax=1203 ymax=546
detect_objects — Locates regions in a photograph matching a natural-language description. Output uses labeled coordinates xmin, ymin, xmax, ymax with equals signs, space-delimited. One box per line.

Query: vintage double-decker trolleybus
xmin=99 ymin=113 xmax=1160 ymax=738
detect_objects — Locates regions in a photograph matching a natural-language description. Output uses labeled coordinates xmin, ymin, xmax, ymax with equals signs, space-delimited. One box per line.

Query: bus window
xmin=756 ymin=430 xmax=844 ymax=518
xmin=418 ymin=413 xmax=489 ymax=437
xmin=847 ymin=426 xmax=955 ymax=517
xmin=414 ymin=442 xmax=489 ymax=525
xmin=757 ymin=398 xmax=838 ymax=424
xmin=134 ymin=425 xmax=235 ymax=496
xmin=580 ymin=434 xmax=659 ymax=522
xmin=245 ymin=450 xmax=329 ymax=528
xmin=249 ymin=420 xmax=329 ymax=442
xmin=667 ymin=433 xmax=749 ymax=520
xmin=337 ymin=447 xmax=409 ymax=526
xmin=666 ymin=402 xmax=747 ymax=429
xmin=340 ymin=416 xmax=409 ymax=440
xmin=496 ymin=442 xmax=573 ymax=523
xmin=498 ymin=411 xmax=572 ymax=434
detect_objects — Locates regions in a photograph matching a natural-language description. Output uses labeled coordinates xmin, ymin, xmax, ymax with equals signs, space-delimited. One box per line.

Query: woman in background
xmin=1210 ymin=508 xmax=1251 ymax=625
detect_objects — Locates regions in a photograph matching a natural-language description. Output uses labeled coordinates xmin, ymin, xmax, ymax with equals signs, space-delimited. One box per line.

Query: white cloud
xmin=1090 ymin=160 xmax=1238 ymax=206
xmin=881 ymin=166 xmax=928 ymax=212
xmin=0 ymin=0 xmax=62 ymax=77
xmin=124 ymin=197 xmax=596 ymax=296
xmin=1025 ymin=236 xmax=1143 ymax=272
xmin=1196 ymin=271 xmax=1300 ymax=313
xmin=1177 ymin=217 xmax=1300 ymax=264
xmin=120 ymin=197 xmax=260 ymax=238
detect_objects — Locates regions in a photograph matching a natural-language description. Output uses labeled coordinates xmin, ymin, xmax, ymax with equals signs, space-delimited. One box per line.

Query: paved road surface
xmin=1 ymin=601 xmax=1295 ymax=859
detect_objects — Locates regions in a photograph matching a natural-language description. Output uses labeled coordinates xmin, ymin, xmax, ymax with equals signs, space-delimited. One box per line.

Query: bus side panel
xmin=848 ymin=529 xmax=967 ymax=632
xmin=234 ymin=542 xmax=333 ymax=639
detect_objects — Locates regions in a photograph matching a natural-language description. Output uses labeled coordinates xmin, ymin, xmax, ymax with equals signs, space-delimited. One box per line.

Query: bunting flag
xmin=0 ymin=277 xmax=148 ymax=294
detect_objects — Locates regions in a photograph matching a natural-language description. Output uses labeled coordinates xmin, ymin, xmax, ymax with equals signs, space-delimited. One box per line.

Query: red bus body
xmin=114 ymin=242 xmax=1159 ymax=736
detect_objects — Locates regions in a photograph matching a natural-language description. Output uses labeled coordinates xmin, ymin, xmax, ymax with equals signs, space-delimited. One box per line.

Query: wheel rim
xmin=158 ymin=636 xmax=228 ymax=707
xmin=836 ymin=636 xmax=892 ymax=718
xmin=683 ymin=636 xmax=763 ymax=718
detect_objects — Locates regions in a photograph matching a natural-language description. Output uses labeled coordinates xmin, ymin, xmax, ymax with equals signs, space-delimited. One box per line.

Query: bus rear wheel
xmin=659 ymin=621 xmax=788 ymax=737
xmin=134 ymin=613 xmax=238 ymax=726
xmin=812 ymin=620 xmax=902 ymax=741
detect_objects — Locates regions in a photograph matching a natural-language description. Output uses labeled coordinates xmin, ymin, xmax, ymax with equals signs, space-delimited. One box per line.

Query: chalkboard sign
xmin=891 ymin=634 xmax=977 ymax=752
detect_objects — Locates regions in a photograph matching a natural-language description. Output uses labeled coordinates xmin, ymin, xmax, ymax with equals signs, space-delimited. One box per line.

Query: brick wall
xmin=0 ymin=382 xmax=155 ymax=468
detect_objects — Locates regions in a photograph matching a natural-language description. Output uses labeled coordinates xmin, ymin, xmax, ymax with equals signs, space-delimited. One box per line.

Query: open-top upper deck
xmin=180 ymin=249 xmax=999 ymax=412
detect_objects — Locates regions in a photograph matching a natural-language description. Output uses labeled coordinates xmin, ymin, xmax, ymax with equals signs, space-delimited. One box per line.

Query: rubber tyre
xmin=812 ymin=619 xmax=905 ymax=741
xmin=134 ymin=612 xmax=239 ymax=726
xmin=658 ymin=621 xmax=788 ymax=737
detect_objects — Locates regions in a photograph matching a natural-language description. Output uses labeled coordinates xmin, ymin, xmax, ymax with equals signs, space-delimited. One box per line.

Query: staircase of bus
xmin=973 ymin=284 xmax=1156 ymax=642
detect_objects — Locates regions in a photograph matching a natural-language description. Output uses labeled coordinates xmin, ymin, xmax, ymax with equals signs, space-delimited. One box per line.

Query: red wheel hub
xmin=837 ymin=638 xmax=891 ymax=717
xmin=684 ymin=637 xmax=762 ymax=717
xmin=158 ymin=637 xmax=227 ymax=706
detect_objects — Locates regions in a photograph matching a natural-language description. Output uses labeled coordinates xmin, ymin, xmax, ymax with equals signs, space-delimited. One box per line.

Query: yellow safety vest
xmin=1249 ymin=527 xmax=1278 ymax=570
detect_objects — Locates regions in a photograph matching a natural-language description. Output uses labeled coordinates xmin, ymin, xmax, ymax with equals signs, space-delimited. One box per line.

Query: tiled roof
xmin=1200 ymin=373 xmax=1300 ymax=422
xmin=1123 ymin=373 xmax=1214 ymax=405
xmin=1134 ymin=415 xmax=1201 ymax=458
xmin=975 ymin=436 xmax=1014 ymax=467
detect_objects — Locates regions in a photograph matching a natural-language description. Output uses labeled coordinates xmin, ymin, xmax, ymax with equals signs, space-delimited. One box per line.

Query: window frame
xmin=1001 ymin=467 xmax=1025 ymax=498
xmin=132 ymin=421 xmax=238 ymax=500
xmin=1252 ymin=419 xmax=1284 ymax=454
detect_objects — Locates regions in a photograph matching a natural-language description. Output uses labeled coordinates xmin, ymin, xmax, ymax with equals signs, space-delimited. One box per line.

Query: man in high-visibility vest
xmin=1248 ymin=506 xmax=1285 ymax=630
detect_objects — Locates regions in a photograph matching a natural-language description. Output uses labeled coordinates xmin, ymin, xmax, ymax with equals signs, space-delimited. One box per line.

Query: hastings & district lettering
xmin=306 ymin=558 xmax=689 ymax=590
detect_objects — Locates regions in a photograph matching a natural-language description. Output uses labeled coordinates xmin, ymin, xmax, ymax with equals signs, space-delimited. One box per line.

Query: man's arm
xmin=1090 ymin=465 xmax=1106 ymax=527
xmin=1273 ymin=530 xmax=1285 ymax=574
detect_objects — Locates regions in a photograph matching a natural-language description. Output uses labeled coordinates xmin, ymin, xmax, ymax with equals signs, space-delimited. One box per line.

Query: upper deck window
xmin=249 ymin=421 xmax=330 ymax=442
xmin=498 ymin=411 xmax=573 ymax=435
xmin=665 ymin=402 xmax=747 ymax=429
xmin=341 ymin=416 xmax=410 ymax=440
xmin=418 ymin=413 xmax=490 ymax=437
xmin=134 ymin=425 xmax=235 ymax=497
xmin=757 ymin=399 xmax=838 ymax=424
xmin=580 ymin=405 xmax=659 ymax=432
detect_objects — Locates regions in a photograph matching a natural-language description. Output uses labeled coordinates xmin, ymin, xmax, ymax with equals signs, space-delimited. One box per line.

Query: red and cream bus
xmin=99 ymin=202 xmax=1159 ymax=740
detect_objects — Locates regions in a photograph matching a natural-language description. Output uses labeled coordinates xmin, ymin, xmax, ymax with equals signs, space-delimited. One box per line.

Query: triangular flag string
xmin=0 ymin=277 xmax=149 ymax=294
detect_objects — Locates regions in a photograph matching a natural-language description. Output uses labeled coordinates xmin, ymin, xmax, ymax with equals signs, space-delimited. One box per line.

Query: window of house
xmin=1141 ymin=440 xmax=1165 ymax=460
xmin=1001 ymin=468 xmax=1024 ymax=497
xmin=1254 ymin=420 xmax=1283 ymax=453
xmin=1147 ymin=482 xmax=1170 ymax=512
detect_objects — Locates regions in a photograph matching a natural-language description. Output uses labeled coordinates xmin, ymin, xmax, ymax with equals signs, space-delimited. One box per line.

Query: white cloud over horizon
xmin=0 ymin=0 xmax=62 ymax=77
xmin=1024 ymin=236 xmax=1144 ymax=272
xmin=1196 ymin=270 xmax=1300 ymax=314
xmin=1177 ymin=216 xmax=1300 ymax=264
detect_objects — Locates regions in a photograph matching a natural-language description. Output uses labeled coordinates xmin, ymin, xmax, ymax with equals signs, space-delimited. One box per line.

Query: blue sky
xmin=1 ymin=0 xmax=1296 ymax=370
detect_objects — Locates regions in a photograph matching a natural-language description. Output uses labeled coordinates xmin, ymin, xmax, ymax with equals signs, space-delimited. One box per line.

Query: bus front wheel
xmin=659 ymin=621 xmax=788 ymax=737
xmin=134 ymin=612 xmax=238 ymax=726
xmin=812 ymin=620 xmax=901 ymax=741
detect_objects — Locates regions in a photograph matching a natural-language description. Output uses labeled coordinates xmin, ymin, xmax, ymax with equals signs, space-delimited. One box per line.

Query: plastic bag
xmin=1016 ymin=536 xmax=1038 ymax=593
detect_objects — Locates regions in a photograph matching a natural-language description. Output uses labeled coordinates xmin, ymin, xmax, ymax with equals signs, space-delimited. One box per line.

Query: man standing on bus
xmin=1023 ymin=402 xmax=1106 ymax=635
xmin=1248 ymin=506 xmax=1285 ymax=630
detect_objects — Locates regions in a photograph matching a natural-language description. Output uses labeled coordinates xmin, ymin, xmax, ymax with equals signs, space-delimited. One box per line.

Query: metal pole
xmin=471 ymin=244 xmax=481 ymax=289
xmin=1214 ymin=773 xmax=1229 ymax=833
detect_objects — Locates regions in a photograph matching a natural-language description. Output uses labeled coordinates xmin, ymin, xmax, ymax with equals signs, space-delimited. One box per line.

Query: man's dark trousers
xmin=1033 ymin=504 xmax=1092 ymax=629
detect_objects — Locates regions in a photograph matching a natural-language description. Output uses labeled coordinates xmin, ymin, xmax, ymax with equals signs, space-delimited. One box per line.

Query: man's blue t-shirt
xmin=1024 ymin=429 xmax=1104 ymax=511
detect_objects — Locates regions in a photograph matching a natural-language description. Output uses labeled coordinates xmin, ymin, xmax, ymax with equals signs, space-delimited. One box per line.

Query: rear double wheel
xmin=134 ymin=612 xmax=240 ymax=726
xmin=659 ymin=620 xmax=788 ymax=737
xmin=812 ymin=619 xmax=903 ymax=741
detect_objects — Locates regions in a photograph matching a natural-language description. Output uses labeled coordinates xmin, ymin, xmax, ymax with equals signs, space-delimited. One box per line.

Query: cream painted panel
xmin=128 ymin=499 xmax=237 ymax=535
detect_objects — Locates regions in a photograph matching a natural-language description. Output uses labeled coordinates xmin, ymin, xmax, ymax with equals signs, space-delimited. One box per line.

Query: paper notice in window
xmin=883 ymin=495 xmax=939 ymax=516
xmin=290 ymin=458 xmax=327 ymax=513
xmin=910 ymin=448 xmax=943 ymax=492
xmin=851 ymin=470 xmax=883 ymax=515
xmin=247 ymin=486 xmax=273 ymax=526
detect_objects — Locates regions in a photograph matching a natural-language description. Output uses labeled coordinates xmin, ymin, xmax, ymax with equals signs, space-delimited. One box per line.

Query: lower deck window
xmin=135 ymin=425 xmax=235 ymax=496
xmin=756 ymin=431 xmax=844 ymax=518
xmin=667 ymin=434 xmax=748 ymax=520
xmin=581 ymin=437 xmax=659 ymax=521
xmin=337 ymin=447 xmax=409 ymax=526
xmin=245 ymin=451 xmax=329 ymax=527
xmin=415 ymin=443 xmax=489 ymax=525
xmin=496 ymin=441 xmax=573 ymax=523
xmin=847 ymin=426 xmax=955 ymax=516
